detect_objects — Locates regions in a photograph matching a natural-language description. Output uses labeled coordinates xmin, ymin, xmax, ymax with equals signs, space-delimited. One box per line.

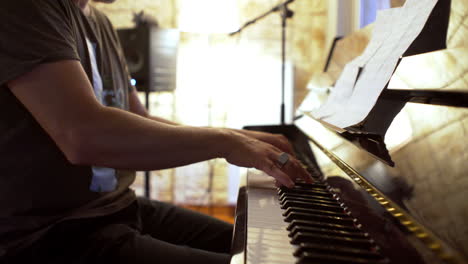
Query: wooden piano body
xmin=230 ymin=0 xmax=468 ymax=263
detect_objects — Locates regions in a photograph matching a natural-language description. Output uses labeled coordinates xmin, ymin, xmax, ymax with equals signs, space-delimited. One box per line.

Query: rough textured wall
xmin=92 ymin=0 xmax=178 ymax=28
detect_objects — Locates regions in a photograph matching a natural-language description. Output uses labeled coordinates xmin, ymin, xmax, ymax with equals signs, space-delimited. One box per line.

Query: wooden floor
xmin=180 ymin=205 xmax=235 ymax=224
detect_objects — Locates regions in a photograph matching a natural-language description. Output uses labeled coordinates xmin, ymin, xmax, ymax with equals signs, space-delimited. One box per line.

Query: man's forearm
xmin=148 ymin=115 xmax=179 ymax=126
xmin=144 ymin=114 xmax=295 ymax=156
xmin=71 ymin=106 xmax=231 ymax=171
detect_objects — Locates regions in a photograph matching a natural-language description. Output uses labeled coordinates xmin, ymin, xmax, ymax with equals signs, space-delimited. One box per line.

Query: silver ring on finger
xmin=277 ymin=152 xmax=290 ymax=169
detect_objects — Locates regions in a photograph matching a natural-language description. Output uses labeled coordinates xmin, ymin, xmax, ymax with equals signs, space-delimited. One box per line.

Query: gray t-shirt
xmin=0 ymin=0 xmax=136 ymax=257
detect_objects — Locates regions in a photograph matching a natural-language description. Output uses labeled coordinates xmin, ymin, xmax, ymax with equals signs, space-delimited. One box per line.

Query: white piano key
xmin=246 ymin=170 xmax=297 ymax=264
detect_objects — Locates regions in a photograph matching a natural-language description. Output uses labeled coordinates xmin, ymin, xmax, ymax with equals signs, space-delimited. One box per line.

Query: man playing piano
xmin=0 ymin=0 xmax=312 ymax=263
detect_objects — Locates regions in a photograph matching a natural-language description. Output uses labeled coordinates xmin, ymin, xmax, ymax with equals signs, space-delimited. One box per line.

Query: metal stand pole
xmin=280 ymin=6 xmax=294 ymax=124
xmin=229 ymin=0 xmax=295 ymax=125
xmin=144 ymin=88 xmax=151 ymax=198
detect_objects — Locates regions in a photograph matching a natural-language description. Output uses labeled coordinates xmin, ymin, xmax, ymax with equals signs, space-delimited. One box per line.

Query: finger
xmin=292 ymin=159 xmax=313 ymax=183
xmin=294 ymin=160 xmax=314 ymax=183
xmin=261 ymin=160 xmax=294 ymax=188
xmin=274 ymin=180 xmax=281 ymax=188
xmin=299 ymin=163 xmax=314 ymax=183
xmin=281 ymin=156 xmax=314 ymax=184
xmin=267 ymin=151 xmax=301 ymax=181
xmin=277 ymin=135 xmax=295 ymax=156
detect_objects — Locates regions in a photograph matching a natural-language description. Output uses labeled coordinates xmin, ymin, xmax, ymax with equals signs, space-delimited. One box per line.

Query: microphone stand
xmin=230 ymin=0 xmax=295 ymax=125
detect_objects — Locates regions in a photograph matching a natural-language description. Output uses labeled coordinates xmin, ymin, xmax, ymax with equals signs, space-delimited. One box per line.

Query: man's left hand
xmin=234 ymin=129 xmax=295 ymax=156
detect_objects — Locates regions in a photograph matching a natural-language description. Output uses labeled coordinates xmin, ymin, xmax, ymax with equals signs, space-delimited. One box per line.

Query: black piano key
xmin=289 ymin=225 xmax=369 ymax=239
xmin=284 ymin=212 xmax=357 ymax=225
xmin=279 ymin=192 xmax=317 ymax=201
xmin=283 ymin=206 xmax=349 ymax=218
xmin=295 ymin=173 xmax=324 ymax=181
xmin=294 ymin=182 xmax=329 ymax=189
xmin=287 ymin=189 xmax=333 ymax=198
xmin=285 ymin=182 xmax=328 ymax=189
xmin=279 ymin=188 xmax=334 ymax=199
xmin=279 ymin=190 xmax=336 ymax=200
xmin=291 ymin=232 xmax=375 ymax=249
xmin=308 ymin=171 xmax=323 ymax=179
xmin=287 ymin=219 xmax=361 ymax=233
xmin=283 ymin=209 xmax=353 ymax=223
xmin=295 ymin=243 xmax=383 ymax=260
xmin=279 ymin=190 xmax=334 ymax=199
xmin=297 ymin=251 xmax=386 ymax=264
xmin=279 ymin=195 xmax=341 ymax=207
xmin=290 ymin=184 xmax=330 ymax=194
xmin=280 ymin=195 xmax=340 ymax=207
xmin=288 ymin=189 xmax=335 ymax=198
xmin=281 ymin=200 xmax=344 ymax=212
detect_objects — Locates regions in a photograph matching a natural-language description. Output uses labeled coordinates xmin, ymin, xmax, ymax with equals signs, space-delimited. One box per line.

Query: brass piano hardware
xmin=408 ymin=226 xmax=421 ymax=232
xmin=429 ymin=243 xmax=441 ymax=250
xmin=305 ymin=135 xmax=463 ymax=264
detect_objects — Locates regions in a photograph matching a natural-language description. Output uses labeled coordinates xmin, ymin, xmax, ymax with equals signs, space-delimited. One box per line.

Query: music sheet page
xmin=311 ymin=0 xmax=440 ymax=129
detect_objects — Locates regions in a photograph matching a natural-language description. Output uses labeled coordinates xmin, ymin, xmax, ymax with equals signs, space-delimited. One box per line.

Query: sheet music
xmin=311 ymin=8 xmax=399 ymax=119
xmin=311 ymin=0 xmax=440 ymax=129
xmin=311 ymin=60 xmax=361 ymax=118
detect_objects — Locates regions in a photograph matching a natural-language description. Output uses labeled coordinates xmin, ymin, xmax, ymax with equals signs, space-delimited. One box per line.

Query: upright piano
xmin=230 ymin=1 xmax=468 ymax=263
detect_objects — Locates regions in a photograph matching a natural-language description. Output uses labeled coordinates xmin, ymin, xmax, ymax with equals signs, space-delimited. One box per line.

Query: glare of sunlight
xmin=386 ymin=110 xmax=413 ymax=151
xmin=175 ymin=41 xmax=294 ymax=128
xmin=178 ymin=0 xmax=240 ymax=34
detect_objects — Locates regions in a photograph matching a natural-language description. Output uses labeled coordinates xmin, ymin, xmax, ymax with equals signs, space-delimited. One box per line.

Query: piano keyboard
xmin=245 ymin=164 xmax=389 ymax=263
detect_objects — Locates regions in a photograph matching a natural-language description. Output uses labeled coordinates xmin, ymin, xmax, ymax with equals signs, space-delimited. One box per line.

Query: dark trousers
xmin=10 ymin=197 xmax=233 ymax=264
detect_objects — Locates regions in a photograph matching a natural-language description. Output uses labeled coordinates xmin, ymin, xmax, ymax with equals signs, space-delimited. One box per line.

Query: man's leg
xmin=136 ymin=197 xmax=233 ymax=254
xmin=88 ymin=223 xmax=232 ymax=264
xmin=9 ymin=201 xmax=231 ymax=264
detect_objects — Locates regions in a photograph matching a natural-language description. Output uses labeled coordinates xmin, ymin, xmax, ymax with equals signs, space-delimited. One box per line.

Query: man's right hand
xmin=221 ymin=130 xmax=312 ymax=188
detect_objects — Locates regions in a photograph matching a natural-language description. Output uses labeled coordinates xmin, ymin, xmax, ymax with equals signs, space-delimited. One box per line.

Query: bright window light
xmin=178 ymin=0 xmax=240 ymax=33
xmin=360 ymin=0 xmax=391 ymax=28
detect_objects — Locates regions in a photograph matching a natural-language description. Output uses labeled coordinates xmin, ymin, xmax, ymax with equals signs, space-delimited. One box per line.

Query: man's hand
xmin=234 ymin=129 xmax=295 ymax=156
xmin=222 ymin=130 xmax=312 ymax=188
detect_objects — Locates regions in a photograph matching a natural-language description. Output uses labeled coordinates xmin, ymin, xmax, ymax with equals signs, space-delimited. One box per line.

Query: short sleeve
xmin=0 ymin=0 xmax=80 ymax=86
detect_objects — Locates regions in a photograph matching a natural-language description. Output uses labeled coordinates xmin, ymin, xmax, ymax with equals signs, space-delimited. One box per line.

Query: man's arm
xmin=8 ymin=60 xmax=310 ymax=187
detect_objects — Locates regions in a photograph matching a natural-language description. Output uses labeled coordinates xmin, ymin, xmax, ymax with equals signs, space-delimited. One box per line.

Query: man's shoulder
xmin=89 ymin=5 xmax=113 ymax=27
xmin=0 ymin=0 xmax=77 ymax=17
